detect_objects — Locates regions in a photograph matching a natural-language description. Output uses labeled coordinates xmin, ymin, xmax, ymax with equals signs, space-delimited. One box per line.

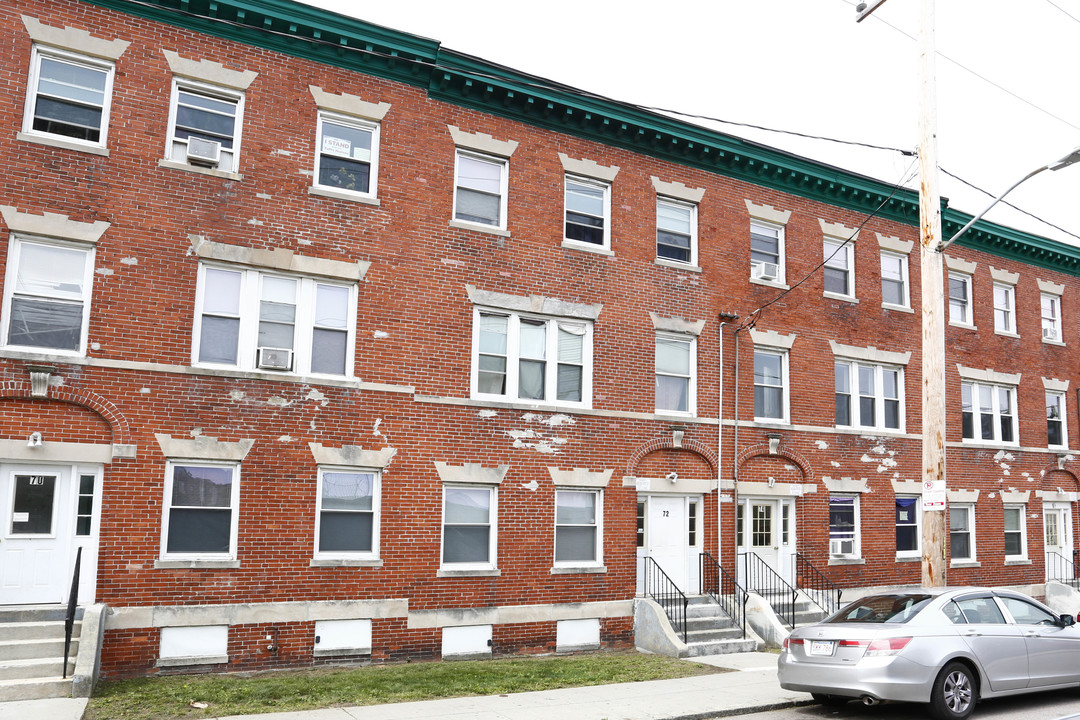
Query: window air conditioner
xmin=1043 ymin=327 xmax=1058 ymax=340
xmin=186 ymin=137 xmax=221 ymax=166
xmin=752 ymin=262 xmax=779 ymax=282
xmin=257 ymin=346 xmax=293 ymax=370
xmin=829 ymin=538 xmax=854 ymax=556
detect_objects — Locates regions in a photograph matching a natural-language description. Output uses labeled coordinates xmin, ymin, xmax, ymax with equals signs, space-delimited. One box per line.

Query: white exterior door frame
xmin=637 ymin=494 xmax=703 ymax=595
xmin=1044 ymin=502 xmax=1074 ymax=582
xmin=736 ymin=495 xmax=796 ymax=586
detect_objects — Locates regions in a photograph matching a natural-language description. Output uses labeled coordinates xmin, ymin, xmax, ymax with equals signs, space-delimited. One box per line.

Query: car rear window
xmin=825 ymin=594 xmax=933 ymax=624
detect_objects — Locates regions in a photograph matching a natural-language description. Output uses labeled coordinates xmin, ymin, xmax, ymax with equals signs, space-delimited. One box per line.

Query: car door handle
xmin=963 ymin=631 xmax=981 ymax=637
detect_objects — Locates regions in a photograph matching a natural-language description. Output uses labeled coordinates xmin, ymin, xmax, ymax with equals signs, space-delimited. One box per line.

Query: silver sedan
xmin=777 ymin=587 xmax=1080 ymax=720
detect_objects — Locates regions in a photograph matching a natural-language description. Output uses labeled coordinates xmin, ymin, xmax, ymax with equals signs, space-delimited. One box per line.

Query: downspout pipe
xmin=717 ymin=312 xmax=739 ymax=565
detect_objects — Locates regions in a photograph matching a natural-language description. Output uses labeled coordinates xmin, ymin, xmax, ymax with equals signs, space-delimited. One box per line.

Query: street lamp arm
xmin=937 ymin=146 xmax=1080 ymax=252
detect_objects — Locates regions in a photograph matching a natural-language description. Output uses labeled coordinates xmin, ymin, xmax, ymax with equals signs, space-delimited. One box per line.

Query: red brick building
xmin=2 ymin=0 xmax=1078 ymax=684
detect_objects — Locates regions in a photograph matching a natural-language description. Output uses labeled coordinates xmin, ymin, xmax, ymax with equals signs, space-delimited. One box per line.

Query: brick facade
xmin=1 ymin=0 xmax=1078 ymax=680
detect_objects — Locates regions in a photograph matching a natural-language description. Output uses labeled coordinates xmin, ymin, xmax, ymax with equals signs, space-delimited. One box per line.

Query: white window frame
xmin=1041 ymin=292 xmax=1062 ymax=342
xmin=654 ymin=333 xmax=696 ymax=416
xmin=753 ymin=348 xmax=789 ymax=423
xmin=823 ymin=237 xmax=855 ymax=299
xmin=160 ymin=461 xmax=240 ymax=562
xmin=880 ymin=250 xmax=910 ymax=308
xmin=553 ymin=488 xmax=603 ymax=568
xmin=828 ymin=494 xmax=860 ymax=559
xmin=656 ymin=197 xmax=698 ymax=266
xmin=23 ymin=45 xmax=115 ymax=149
xmin=313 ymin=467 xmax=380 ymax=561
xmin=563 ymin=175 xmax=610 ymax=250
xmin=313 ymin=111 xmax=380 ymax=200
xmin=1 ymin=235 xmax=95 ymax=356
xmin=961 ymin=380 xmax=1017 ymax=446
xmin=750 ymin=220 xmax=784 ymax=284
xmin=834 ymin=360 xmax=903 ymax=432
xmin=948 ymin=272 xmax=973 ymax=326
xmin=470 ymin=308 xmax=592 ymax=408
xmin=949 ymin=503 xmax=976 ymax=563
xmin=993 ymin=281 xmax=1017 ymax=335
xmin=1047 ymin=390 xmax=1068 ymax=449
xmin=453 ymin=150 xmax=508 ymax=230
xmin=165 ymin=79 xmax=244 ymax=173
xmin=1003 ymin=504 xmax=1027 ymax=561
xmin=895 ymin=496 xmax=920 ymax=558
xmin=441 ymin=484 xmax=497 ymax=571
xmin=192 ymin=263 xmax=357 ymax=378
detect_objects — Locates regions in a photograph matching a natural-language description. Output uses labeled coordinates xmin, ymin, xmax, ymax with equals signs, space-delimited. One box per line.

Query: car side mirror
xmin=1057 ymin=614 xmax=1075 ymax=627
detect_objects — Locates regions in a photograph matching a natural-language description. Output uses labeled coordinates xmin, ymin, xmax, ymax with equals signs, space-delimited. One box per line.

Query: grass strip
xmin=86 ymin=651 xmax=727 ymax=720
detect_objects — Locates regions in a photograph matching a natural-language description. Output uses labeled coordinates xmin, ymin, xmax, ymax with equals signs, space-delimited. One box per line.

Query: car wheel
xmin=929 ymin=661 xmax=976 ymax=720
xmin=811 ymin=692 xmax=849 ymax=707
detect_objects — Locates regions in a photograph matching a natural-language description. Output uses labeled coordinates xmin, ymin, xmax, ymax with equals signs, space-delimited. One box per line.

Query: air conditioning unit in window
xmin=257 ymin=347 xmax=292 ymax=371
xmin=752 ymin=262 xmax=779 ymax=282
xmin=830 ymin=538 xmax=854 ymax=556
xmin=1043 ymin=327 xmax=1058 ymax=340
xmin=186 ymin=137 xmax=221 ymax=166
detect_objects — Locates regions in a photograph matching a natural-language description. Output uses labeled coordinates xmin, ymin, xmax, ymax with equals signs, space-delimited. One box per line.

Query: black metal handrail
xmin=1046 ymin=550 xmax=1080 ymax=591
xmin=739 ymin=551 xmax=798 ymax=628
xmin=642 ymin=556 xmax=688 ymax=643
xmin=699 ymin=551 xmax=747 ymax=638
xmin=794 ymin=552 xmax=842 ymax=616
xmin=63 ymin=547 xmax=82 ymax=679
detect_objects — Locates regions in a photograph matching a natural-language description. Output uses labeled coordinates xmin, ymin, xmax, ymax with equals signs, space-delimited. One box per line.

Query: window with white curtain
xmin=473 ymin=309 xmax=591 ymax=406
xmin=655 ymin=334 xmax=695 ymax=414
xmin=554 ymin=489 xmax=601 ymax=566
xmin=442 ymin=485 xmax=496 ymax=569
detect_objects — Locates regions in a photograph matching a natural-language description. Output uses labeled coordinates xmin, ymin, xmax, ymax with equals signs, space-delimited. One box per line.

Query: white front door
xmin=646 ymin=496 xmax=691 ymax=593
xmin=0 ymin=465 xmax=73 ymax=604
xmin=1045 ymin=504 xmax=1074 ymax=581
xmin=737 ymin=497 xmax=795 ymax=586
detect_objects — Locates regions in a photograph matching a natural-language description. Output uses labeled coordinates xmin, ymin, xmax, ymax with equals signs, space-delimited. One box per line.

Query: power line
xmin=1044 ymin=0 xmax=1080 ymax=25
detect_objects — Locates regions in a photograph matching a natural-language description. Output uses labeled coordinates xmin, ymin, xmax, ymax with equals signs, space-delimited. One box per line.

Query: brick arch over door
xmin=0 ymin=380 xmax=132 ymax=446
xmin=735 ymin=442 xmax=815 ymax=483
xmin=626 ymin=436 xmax=717 ymax=478
xmin=1040 ymin=466 xmax=1080 ymax=493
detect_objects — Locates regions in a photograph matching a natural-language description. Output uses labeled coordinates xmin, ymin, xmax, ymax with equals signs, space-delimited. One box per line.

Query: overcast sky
xmin=298 ymin=0 xmax=1080 ymax=246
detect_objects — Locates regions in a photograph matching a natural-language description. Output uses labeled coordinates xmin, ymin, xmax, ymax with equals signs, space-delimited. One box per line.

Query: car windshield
xmin=825 ymin=594 xmax=933 ymax=624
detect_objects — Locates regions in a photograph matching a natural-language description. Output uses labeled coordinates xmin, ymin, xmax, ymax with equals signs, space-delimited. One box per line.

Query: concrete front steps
xmin=0 ymin=606 xmax=81 ymax=702
xmin=683 ymin=596 xmax=760 ymax=657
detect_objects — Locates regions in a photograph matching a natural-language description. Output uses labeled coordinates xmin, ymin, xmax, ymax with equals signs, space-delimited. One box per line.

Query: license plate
xmin=809 ymin=640 xmax=836 ymax=656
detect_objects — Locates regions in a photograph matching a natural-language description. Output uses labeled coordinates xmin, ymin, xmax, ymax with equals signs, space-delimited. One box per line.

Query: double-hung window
xmin=828 ymin=496 xmax=859 ymax=558
xmin=1041 ymin=292 xmax=1062 ymax=342
xmin=442 ymin=485 xmax=496 ymax=569
xmin=315 ymin=469 xmax=379 ymax=560
xmin=473 ymin=310 xmax=591 ymax=406
xmin=656 ymin=198 xmax=696 ymax=265
xmin=880 ymin=251 xmax=909 ymax=307
xmin=750 ymin=221 xmax=783 ymax=282
xmin=194 ymin=264 xmax=355 ymax=377
xmin=554 ymin=489 xmax=601 ymax=567
xmin=835 ymin=361 xmax=902 ymax=431
xmin=162 ymin=462 xmax=239 ymax=560
xmin=2 ymin=237 xmax=94 ymax=354
xmin=564 ymin=176 xmax=609 ymax=248
xmin=1003 ymin=505 xmax=1026 ymax=560
xmin=823 ymin=238 xmax=854 ymax=298
xmin=1047 ymin=391 xmax=1067 ymax=448
xmin=167 ymin=82 xmax=243 ymax=173
xmin=895 ymin=497 xmax=920 ymax=557
xmin=655 ymin=334 xmax=695 ymax=415
xmin=961 ymin=380 xmax=1016 ymax=444
xmin=993 ymin=282 xmax=1016 ymax=334
xmin=754 ymin=348 xmax=787 ymax=422
xmin=949 ymin=504 xmax=975 ymax=562
xmin=24 ymin=46 xmax=114 ymax=147
xmin=314 ymin=112 xmax=378 ymax=198
xmin=454 ymin=151 xmax=507 ymax=229
xmin=948 ymin=272 xmax=973 ymax=325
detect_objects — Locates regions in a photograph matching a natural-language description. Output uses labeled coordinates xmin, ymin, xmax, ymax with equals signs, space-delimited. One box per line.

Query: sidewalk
xmin=0 ymin=652 xmax=811 ymax=720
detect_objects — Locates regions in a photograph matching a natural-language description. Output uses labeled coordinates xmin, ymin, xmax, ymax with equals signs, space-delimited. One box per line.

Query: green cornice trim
xmin=80 ymin=0 xmax=1079 ymax=272
xmin=81 ymin=0 xmax=440 ymax=88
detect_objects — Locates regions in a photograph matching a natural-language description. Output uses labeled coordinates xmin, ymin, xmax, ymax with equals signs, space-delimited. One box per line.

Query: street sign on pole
xmin=923 ymin=480 xmax=946 ymax=511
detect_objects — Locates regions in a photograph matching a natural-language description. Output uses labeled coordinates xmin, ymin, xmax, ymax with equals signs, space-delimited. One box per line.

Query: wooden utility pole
xmin=917 ymin=0 xmax=947 ymax=587
xmin=858 ymin=0 xmax=947 ymax=586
